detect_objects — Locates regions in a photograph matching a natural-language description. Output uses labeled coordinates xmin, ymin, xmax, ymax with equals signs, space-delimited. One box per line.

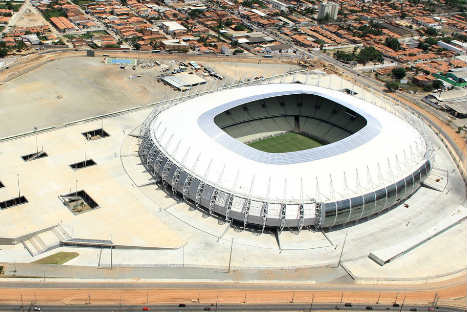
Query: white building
xmin=268 ymin=0 xmax=290 ymax=12
xmin=251 ymin=8 xmax=266 ymax=17
xmin=22 ymin=34 xmax=41 ymax=45
xmin=437 ymin=41 xmax=464 ymax=54
xmin=221 ymin=45 xmax=231 ymax=55
xmin=277 ymin=16 xmax=294 ymax=26
xmin=318 ymin=1 xmax=339 ymax=20
xmin=160 ymin=21 xmax=187 ymax=35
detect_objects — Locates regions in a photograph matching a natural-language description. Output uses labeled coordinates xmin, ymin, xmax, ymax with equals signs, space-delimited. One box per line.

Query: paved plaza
xmin=0 ymin=72 xmax=465 ymax=282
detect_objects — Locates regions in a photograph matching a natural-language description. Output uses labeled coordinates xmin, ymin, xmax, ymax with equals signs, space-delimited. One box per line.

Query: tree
xmin=303 ymin=7 xmax=316 ymax=16
xmin=151 ymin=40 xmax=161 ymax=48
xmin=188 ymin=9 xmax=202 ymax=18
xmin=424 ymin=37 xmax=438 ymax=46
xmin=418 ymin=42 xmax=429 ymax=51
xmin=104 ymin=44 xmax=120 ymax=48
xmin=453 ymin=33 xmax=467 ymax=42
xmin=385 ymin=81 xmax=400 ymax=91
xmin=15 ymin=40 xmax=26 ymax=50
xmin=369 ymin=21 xmax=383 ymax=29
xmin=385 ymin=37 xmax=401 ymax=51
xmin=234 ymin=24 xmax=246 ymax=31
xmin=242 ymin=0 xmax=265 ymax=8
xmin=425 ymin=27 xmax=438 ymax=36
xmin=392 ymin=67 xmax=406 ymax=80
xmin=357 ymin=47 xmax=383 ymax=64
xmin=441 ymin=36 xmax=452 ymax=43
xmin=127 ymin=38 xmax=141 ymax=50
xmin=432 ymin=80 xmax=443 ymax=89
xmin=318 ymin=13 xmax=330 ymax=24
xmin=0 ymin=48 xmax=7 ymax=58
xmin=423 ymin=84 xmax=433 ymax=92
xmin=335 ymin=51 xmax=355 ymax=63
xmin=216 ymin=18 xmax=224 ymax=30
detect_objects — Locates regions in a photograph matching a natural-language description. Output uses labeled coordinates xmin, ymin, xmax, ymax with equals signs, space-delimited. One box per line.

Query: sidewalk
xmin=1 ymin=263 xmax=347 ymax=284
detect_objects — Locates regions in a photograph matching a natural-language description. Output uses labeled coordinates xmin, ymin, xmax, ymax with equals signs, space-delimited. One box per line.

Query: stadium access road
xmin=0 ymin=274 xmax=464 ymax=307
xmin=0 ymin=303 xmax=464 ymax=312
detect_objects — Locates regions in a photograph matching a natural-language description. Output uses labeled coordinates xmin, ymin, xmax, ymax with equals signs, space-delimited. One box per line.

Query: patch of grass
xmin=0 ymin=3 xmax=22 ymax=11
xmin=33 ymin=252 xmax=79 ymax=265
xmin=72 ymin=0 xmax=94 ymax=6
xmin=42 ymin=7 xmax=67 ymax=21
xmin=248 ymin=132 xmax=323 ymax=153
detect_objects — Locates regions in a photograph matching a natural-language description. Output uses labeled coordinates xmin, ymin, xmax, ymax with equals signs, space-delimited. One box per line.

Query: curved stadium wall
xmin=138 ymin=84 xmax=431 ymax=231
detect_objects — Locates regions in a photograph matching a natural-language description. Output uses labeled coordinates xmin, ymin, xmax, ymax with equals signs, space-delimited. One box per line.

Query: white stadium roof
xmin=150 ymin=84 xmax=428 ymax=203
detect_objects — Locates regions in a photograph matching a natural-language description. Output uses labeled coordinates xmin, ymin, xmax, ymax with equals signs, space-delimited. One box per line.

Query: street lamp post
xmin=17 ymin=173 xmax=20 ymax=198
xmin=227 ymin=238 xmax=233 ymax=273
xmin=399 ymin=296 xmax=406 ymax=312
xmin=34 ymin=126 xmax=38 ymax=154
xmin=337 ymin=231 xmax=348 ymax=267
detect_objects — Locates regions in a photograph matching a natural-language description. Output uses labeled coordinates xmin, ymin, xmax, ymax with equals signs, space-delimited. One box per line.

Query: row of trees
xmin=385 ymin=66 xmax=444 ymax=92
xmin=42 ymin=1 xmax=67 ymax=20
xmin=241 ymin=0 xmax=265 ymax=8
xmin=385 ymin=79 xmax=443 ymax=92
xmin=385 ymin=37 xmax=401 ymax=51
xmin=0 ymin=40 xmax=27 ymax=58
xmin=356 ymin=23 xmax=383 ymax=37
xmin=0 ymin=1 xmax=22 ymax=12
xmin=335 ymin=47 xmax=383 ymax=65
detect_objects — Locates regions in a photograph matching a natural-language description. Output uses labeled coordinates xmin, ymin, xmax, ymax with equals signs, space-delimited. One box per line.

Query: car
xmin=178 ymin=303 xmax=186 ymax=307
xmin=366 ymin=306 xmax=373 ymax=310
xmin=393 ymin=303 xmax=400 ymax=307
xmin=409 ymin=308 xmax=417 ymax=311
xmin=344 ymin=303 xmax=352 ymax=307
xmin=33 ymin=307 xmax=41 ymax=311
xmin=142 ymin=306 xmax=150 ymax=311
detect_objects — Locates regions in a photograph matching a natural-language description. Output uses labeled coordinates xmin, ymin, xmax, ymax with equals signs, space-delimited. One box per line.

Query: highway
xmin=0 ymin=303 xmax=461 ymax=312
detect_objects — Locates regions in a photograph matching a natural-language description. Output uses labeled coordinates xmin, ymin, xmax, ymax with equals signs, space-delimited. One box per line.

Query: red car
xmin=142 ymin=306 xmax=150 ymax=311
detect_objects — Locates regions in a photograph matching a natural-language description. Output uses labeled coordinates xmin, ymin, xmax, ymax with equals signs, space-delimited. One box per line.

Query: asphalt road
xmin=1 ymin=279 xmax=464 ymax=292
xmin=0 ymin=303 xmax=458 ymax=312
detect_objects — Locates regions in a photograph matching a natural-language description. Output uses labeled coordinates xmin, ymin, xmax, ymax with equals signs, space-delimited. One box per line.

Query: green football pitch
xmin=247 ymin=132 xmax=323 ymax=153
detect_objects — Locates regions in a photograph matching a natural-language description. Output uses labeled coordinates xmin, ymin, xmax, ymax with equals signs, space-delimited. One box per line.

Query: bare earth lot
xmin=0 ymin=56 xmax=298 ymax=137
xmin=201 ymin=61 xmax=300 ymax=81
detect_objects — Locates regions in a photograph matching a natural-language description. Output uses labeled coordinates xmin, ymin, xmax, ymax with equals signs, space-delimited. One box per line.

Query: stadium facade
xmin=139 ymin=84 xmax=431 ymax=231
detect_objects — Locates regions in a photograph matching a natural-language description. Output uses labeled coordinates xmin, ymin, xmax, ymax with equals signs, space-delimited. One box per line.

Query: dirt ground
xmin=200 ymin=61 xmax=301 ymax=81
xmin=0 ymin=276 xmax=465 ymax=307
xmin=0 ymin=54 xmax=298 ymax=138
xmin=0 ymin=56 xmax=163 ymax=137
xmin=13 ymin=7 xmax=48 ymax=27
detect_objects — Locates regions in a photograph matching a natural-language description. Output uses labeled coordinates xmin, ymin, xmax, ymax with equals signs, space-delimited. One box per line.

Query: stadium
xmin=139 ymin=83 xmax=431 ymax=231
